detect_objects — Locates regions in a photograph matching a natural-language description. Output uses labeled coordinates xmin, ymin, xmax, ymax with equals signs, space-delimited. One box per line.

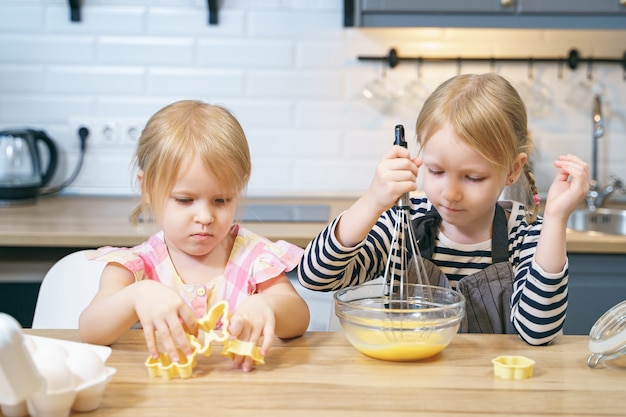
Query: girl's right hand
xmin=334 ymin=145 xmax=421 ymax=248
xmin=133 ymin=280 xmax=198 ymax=362
xmin=363 ymin=145 xmax=421 ymax=214
xmin=544 ymin=154 xmax=590 ymax=218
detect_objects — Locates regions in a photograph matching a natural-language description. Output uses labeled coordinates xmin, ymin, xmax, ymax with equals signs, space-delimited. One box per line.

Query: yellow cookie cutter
xmin=144 ymin=300 xmax=265 ymax=379
xmin=492 ymin=355 xmax=535 ymax=380
xmin=192 ymin=300 xmax=231 ymax=356
xmin=222 ymin=339 xmax=265 ymax=365
xmin=145 ymin=348 xmax=198 ymax=380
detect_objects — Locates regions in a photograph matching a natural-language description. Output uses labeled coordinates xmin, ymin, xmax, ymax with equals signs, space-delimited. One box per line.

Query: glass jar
xmin=587 ymin=300 xmax=626 ymax=369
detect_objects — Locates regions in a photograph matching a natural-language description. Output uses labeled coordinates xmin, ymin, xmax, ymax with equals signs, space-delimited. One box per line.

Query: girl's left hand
xmin=227 ymin=295 xmax=275 ymax=372
xmin=544 ymin=154 xmax=590 ymax=218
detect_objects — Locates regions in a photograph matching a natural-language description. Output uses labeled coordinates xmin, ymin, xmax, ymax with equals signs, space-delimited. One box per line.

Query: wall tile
xmin=248 ymin=10 xmax=341 ymax=38
xmin=96 ymin=97 xmax=171 ymax=119
xmin=0 ymin=65 xmax=45 ymax=92
xmin=147 ymin=7 xmax=245 ymax=36
xmin=0 ymin=2 xmax=625 ymax=197
xmin=69 ymin=151 xmax=134 ymax=192
xmin=47 ymin=66 xmax=145 ymax=94
xmin=218 ymin=100 xmax=293 ymax=129
xmin=46 ymin=5 xmax=146 ymax=35
xmin=247 ymin=129 xmax=343 ymax=158
xmin=0 ymin=5 xmax=45 ymax=32
xmin=248 ymin=71 xmax=343 ymax=99
xmin=0 ymin=96 xmax=95 ymax=124
xmin=97 ymin=36 xmax=195 ymax=66
xmin=295 ymin=160 xmax=378 ymax=191
xmin=146 ymin=67 xmax=244 ymax=96
xmin=196 ymin=40 xmax=293 ymax=68
xmin=0 ymin=35 xmax=94 ymax=64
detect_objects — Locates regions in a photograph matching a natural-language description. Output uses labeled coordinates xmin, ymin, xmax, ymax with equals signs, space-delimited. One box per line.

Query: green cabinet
xmin=346 ymin=0 xmax=626 ymax=28
xmin=0 ymin=247 xmax=77 ymax=327
xmin=564 ymin=254 xmax=626 ymax=335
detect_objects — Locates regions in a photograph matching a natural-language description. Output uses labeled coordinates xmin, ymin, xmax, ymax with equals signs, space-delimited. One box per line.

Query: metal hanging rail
xmin=358 ymin=48 xmax=626 ymax=75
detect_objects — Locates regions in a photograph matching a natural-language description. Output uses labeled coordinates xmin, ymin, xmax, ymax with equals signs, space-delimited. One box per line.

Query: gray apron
xmin=408 ymin=204 xmax=515 ymax=334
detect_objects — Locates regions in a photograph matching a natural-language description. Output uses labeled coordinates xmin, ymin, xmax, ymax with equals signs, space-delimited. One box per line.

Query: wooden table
xmin=23 ymin=330 xmax=625 ymax=416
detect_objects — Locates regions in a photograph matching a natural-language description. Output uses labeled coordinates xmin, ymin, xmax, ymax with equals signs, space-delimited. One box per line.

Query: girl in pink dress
xmin=79 ymin=100 xmax=309 ymax=372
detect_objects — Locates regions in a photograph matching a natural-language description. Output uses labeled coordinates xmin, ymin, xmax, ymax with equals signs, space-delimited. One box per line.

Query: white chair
xmin=31 ymin=250 xmax=105 ymax=329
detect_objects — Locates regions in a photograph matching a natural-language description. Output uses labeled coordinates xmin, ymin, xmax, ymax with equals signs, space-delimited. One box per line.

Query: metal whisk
xmin=382 ymin=124 xmax=433 ymax=311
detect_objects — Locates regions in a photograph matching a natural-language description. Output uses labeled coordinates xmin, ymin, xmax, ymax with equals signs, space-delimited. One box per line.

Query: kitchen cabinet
xmin=0 ymin=248 xmax=335 ymax=331
xmin=345 ymin=0 xmax=626 ymax=29
xmin=3 ymin=251 xmax=624 ymax=334
xmin=564 ymin=253 xmax=626 ymax=335
xmin=0 ymin=247 xmax=78 ymax=327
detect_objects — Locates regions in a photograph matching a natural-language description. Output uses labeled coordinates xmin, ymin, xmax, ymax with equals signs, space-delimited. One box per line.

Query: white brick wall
xmin=1 ymin=0 xmax=626 ymax=197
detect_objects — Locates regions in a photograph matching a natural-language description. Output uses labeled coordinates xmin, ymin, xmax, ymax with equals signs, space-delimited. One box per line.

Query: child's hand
xmin=364 ymin=145 xmax=421 ymax=214
xmin=227 ymin=295 xmax=275 ymax=372
xmin=544 ymin=154 xmax=590 ymax=218
xmin=133 ymin=280 xmax=198 ymax=363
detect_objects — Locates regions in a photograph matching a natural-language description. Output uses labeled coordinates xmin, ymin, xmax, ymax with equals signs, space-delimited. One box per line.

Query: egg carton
xmin=0 ymin=313 xmax=116 ymax=417
xmin=144 ymin=301 xmax=264 ymax=380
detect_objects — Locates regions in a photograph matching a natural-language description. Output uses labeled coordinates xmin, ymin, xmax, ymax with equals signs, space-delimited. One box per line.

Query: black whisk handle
xmin=394 ymin=124 xmax=407 ymax=148
xmin=393 ymin=124 xmax=411 ymax=208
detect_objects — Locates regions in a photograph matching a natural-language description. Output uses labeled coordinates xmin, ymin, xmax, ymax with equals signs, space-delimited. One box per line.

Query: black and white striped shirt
xmin=298 ymin=197 xmax=568 ymax=346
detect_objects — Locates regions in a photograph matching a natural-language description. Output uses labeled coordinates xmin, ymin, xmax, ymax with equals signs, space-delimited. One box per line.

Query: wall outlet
xmin=69 ymin=119 xmax=97 ymax=145
xmin=119 ymin=120 xmax=144 ymax=144
xmin=69 ymin=119 xmax=144 ymax=148
xmin=100 ymin=121 xmax=119 ymax=144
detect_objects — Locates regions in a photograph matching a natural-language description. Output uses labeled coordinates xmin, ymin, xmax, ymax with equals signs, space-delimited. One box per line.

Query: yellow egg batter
xmin=357 ymin=342 xmax=446 ymax=361
xmin=343 ymin=322 xmax=457 ymax=362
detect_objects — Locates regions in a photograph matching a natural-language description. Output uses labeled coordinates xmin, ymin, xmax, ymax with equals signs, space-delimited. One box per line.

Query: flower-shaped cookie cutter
xmin=145 ymin=301 xmax=264 ymax=380
xmin=492 ymin=355 xmax=535 ymax=380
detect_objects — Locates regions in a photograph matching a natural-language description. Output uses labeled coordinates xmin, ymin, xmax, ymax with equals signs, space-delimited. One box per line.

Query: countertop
xmin=22 ymin=330 xmax=626 ymax=416
xmin=0 ymin=195 xmax=351 ymax=249
xmin=1 ymin=195 xmax=625 ymax=253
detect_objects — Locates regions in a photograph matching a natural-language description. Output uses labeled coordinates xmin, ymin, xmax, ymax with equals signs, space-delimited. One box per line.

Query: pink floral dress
xmin=87 ymin=225 xmax=304 ymax=318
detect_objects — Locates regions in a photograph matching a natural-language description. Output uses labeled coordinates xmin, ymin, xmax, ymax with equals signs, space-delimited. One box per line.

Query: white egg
xmin=32 ymin=353 xmax=75 ymax=393
xmin=23 ymin=335 xmax=38 ymax=356
xmin=65 ymin=347 xmax=106 ymax=386
xmin=32 ymin=341 xmax=68 ymax=364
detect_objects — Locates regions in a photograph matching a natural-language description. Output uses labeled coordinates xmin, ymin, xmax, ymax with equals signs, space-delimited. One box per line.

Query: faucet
xmin=586 ymin=95 xmax=625 ymax=211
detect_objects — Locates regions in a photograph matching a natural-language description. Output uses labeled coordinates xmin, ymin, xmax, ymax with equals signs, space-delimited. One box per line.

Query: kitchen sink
xmin=566 ymin=208 xmax=626 ymax=236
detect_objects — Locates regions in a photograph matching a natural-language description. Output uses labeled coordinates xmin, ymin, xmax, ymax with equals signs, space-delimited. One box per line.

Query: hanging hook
xmin=527 ymin=58 xmax=535 ymax=80
xmin=379 ymin=61 xmax=388 ymax=79
xmin=557 ymin=57 xmax=564 ymax=80
xmin=416 ymin=57 xmax=423 ymax=79
xmin=490 ymin=57 xmax=496 ymax=73
xmin=456 ymin=57 xmax=462 ymax=75
xmin=587 ymin=58 xmax=594 ymax=81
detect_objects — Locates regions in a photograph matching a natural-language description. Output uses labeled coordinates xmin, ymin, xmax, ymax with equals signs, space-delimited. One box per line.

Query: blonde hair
xmin=130 ymin=100 xmax=251 ymax=224
xmin=415 ymin=73 xmax=539 ymax=222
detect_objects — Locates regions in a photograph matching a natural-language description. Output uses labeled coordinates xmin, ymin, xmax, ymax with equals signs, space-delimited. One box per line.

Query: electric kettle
xmin=0 ymin=129 xmax=58 ymax=206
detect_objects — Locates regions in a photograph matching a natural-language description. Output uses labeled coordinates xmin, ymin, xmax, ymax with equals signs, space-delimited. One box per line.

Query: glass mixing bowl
xmin=334 ymin=283 xmax=465 ymax=362
xmin=588 ymin=300 xmax=626 ymax=369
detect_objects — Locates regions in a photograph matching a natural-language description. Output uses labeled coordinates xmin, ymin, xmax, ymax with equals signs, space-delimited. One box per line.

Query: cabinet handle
xmin=501 ymin=0 xmax=514 ymax=7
